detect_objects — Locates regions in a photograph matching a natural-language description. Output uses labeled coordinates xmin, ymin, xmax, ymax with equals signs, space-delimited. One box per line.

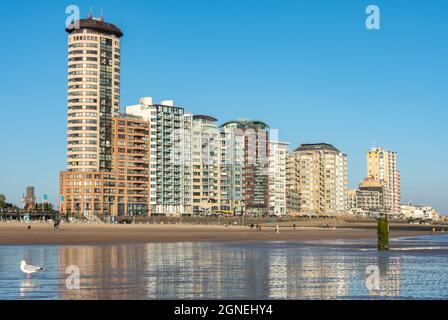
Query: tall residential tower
xmin=66 ymin=16 xmax=122 ymax=172
xmin=293 ymin=143 xmax=347 ymax=216
xmin=61 ymin=16 xmax=139 ymax=220
xmin=367 ymin=147 xmax=401 ymax=215
xmin=268 ymin=141 xmax=289 ymax=216
xmin=220 ymin=120 xmax=270 ymax=216
xmin=125 ymin=97 xmax=192 ymax=216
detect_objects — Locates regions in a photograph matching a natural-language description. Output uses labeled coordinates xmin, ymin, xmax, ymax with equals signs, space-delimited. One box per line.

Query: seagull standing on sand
xmin=20 ymin=260 xmax=45 ymax=278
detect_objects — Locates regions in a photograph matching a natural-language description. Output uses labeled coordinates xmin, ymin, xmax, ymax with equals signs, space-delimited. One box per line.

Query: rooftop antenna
xmin=100 ymin=8 xmax=104 ymax=21
xmin=88 ymin=7 xmax=93 ymax=18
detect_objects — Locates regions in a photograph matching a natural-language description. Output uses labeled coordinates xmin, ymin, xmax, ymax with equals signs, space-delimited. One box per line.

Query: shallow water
xmin=1 ymin=235 xmax=448 ymax=300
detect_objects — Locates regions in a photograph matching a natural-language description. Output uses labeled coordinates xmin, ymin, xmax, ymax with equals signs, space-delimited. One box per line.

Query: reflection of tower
xmin=294 ymin=253 xmax=350 ymax=299
xmin=58 ymin=245 xmax=150 ymax=299
xmin=267 ymin=249 xmax=288 ymax=298
xmin=369 ymin=256 xmax=402 ymax=297
xmin=244 ymin=246 xmax=271 ymax=298
xmin=144 ymin=243 xmax=227 ymax=299
xmin=267 ymin=248 xmax=358 ymax=299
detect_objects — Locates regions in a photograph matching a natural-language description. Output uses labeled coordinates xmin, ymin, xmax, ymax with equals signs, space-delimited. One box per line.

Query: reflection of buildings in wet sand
xmin=368 ymin=255 xmax=402 ymax=297
xmin=268 ymin=251 xmax=401 ymax=299
xmin=57 ymin=243 xmax=402 ymax=299
xmin=58 ymin=245 xmax=149 ymax=299
xmin=143 ymin=243 xmax=270 ymax=299
xmin=143 ymin=243 xmax=253 ymax=299
xmin=59 ymin=243 xmax=233 ymax=299
xmin=144 ymin=244 xmax=359 ymax=299
xmin=268 ymin=252 xmax=350 ymax=299
xmin=144 ymin=243 xmax=196 ymax=299
xmin=267 ymin=250 xmax=288 ymax=298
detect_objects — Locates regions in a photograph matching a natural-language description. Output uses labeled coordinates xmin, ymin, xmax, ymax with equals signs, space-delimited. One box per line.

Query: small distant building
xmin=23 ymin=186 xmax=36 ymax=210
xmin=401 ymin=203 xmax=441 ymax=221
xmin=346 ymin=177 xmax=387 ymax=216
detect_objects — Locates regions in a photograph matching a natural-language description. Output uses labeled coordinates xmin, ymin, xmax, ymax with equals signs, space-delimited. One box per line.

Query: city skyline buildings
xmin=35 ymin=14 xmax=428 ymax=218
xmin=2 ymin=3 xmax=446 ymax=215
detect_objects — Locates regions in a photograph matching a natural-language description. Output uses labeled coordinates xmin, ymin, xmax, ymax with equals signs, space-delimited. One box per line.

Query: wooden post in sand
xmin=377 ymin=216 xmax=389 ymax=250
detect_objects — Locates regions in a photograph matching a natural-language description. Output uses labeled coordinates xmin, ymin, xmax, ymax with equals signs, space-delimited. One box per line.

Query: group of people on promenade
xmin=249 ymin=223 xmax=304 ymax=234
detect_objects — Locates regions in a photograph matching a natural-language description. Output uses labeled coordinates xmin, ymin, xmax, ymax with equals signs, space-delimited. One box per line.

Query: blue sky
xmin=0 ymin=0 xmax=447 ymax=212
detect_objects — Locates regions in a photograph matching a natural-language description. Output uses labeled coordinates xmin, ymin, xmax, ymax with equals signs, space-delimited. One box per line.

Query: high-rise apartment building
xmin=219 ymin=125 xmax=245 ymax=215
xmin=60 ymin=114 xmax=150 ymax=219
xmin=191 ymin=115 xmax=221 ymax=214
xmin=367 ymin=147 xmax=401 ymax=214
xmin=112 ymin=115 xmax=150 ymax=216
xmin=268 ymin=141 xmax=288 ymax=216
xmin=220 ymin=120 xmax=269 ymax=216
xmin=125 ymin=97 xmax=192 ymax=216
xmin=294 ymin=143 xmax=347 ymax=216
xmin=60 ymin=15 xmax=125 ymax=220
xmin=285 ymin=152 xmax=300 ymax=215
xmin=66 ymin=15 xmax=123 ymax=173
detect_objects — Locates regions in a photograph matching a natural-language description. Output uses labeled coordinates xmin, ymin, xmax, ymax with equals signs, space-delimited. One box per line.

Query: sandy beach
xmin=0 ymin=221 xmax=442 ymax=245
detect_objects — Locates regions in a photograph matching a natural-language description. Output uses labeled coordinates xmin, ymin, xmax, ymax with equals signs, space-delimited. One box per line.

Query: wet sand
xmin=0 ymin=222 xmax=440 ymax=245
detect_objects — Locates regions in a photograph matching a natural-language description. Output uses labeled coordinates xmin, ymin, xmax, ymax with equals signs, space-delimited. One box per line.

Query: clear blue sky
xmin=0 ymin=0 xmax=447 ymax=213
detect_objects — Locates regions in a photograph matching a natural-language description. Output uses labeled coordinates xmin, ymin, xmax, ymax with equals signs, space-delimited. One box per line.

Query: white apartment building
xmin=219 ymin=126 xmax=245 ymax=214
xmin=401 ymin=204 xmax=441 ymax=221
xmin=125 ymin=97 xmax=192 ymax=216
xmin=191 ymin=115 xmax=221 ymax=214
xmin=268 ymin=141 xmax=289 ymax=216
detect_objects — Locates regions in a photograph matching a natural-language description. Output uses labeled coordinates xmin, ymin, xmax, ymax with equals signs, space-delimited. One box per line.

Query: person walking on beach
xmin=275 ymin=224 xmax=280 ymax=234
xmin=54 ymin=220 xmax=61 ymax=231
xmin=293 ymin=224 xmax=296 ymax=231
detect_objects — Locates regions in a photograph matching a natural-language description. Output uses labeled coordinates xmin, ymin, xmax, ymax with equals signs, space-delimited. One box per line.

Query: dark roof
xmin=294 ymin=143 xmax=340 ymax=153
xmin=66 ymin=17 xmax=123 ymax=38
xmin=220 ymin=119 xmax=269 ymax=129
xmin=193 ymin=115 xmax=218 ymax=122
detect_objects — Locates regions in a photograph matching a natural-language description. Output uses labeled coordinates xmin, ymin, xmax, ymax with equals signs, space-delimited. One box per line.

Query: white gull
xmin=20 ymin=260 xmax=45 ymax=277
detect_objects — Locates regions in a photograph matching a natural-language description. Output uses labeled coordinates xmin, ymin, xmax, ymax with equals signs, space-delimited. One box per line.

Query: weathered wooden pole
xmin=377 ymin=216 xmax=389 ymax=250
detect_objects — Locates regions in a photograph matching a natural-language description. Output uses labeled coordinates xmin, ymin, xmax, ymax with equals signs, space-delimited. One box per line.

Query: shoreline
xmin=0 ymin=222 xmax=443 ymax=246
